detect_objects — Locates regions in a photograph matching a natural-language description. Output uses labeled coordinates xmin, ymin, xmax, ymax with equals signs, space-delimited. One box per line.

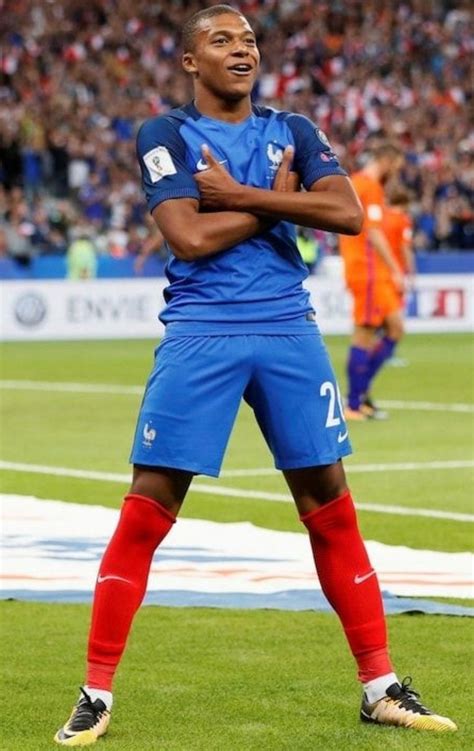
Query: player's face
xmin=183 ymin=14 xmax=260 ymax=101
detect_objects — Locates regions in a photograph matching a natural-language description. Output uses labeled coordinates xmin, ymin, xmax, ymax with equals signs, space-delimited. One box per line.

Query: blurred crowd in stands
xmin=0 ymin=0 xmax=472 ymax=276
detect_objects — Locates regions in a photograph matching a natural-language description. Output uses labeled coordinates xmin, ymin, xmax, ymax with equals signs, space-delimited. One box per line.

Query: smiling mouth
xmin=227 ymin=64 xmax=253 ymax=76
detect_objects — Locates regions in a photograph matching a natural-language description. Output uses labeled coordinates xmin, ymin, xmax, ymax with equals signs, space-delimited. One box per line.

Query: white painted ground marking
xmin=1 ymin=460 xmax=472 ymax=523
xmin=379 ymin=399 xmax=474 ymax=414
xmin=221 ymin=460 xmax=474 ymax=477
xmin=222 ymin=468 xmax=285 ymax=477
xmin=2 ymin=381 xmax=473 ymax=414
xmin=0 ymin=461 xmax=131 ymax=483
xmin=4 ymin=495 xmax=473 ymax=602
xmin=0 ymin=380 xmax=143 ymax=395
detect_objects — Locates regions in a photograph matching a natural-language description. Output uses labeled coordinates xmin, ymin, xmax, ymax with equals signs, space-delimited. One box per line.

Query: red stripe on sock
xmin=86 ymin=494 xmax=175 ymax=690
xmin=301 ymin=491 xmax=393 ymax=682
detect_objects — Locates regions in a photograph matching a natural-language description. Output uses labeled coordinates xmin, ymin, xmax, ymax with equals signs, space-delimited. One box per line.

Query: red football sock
xmin=86 ymin=494 xmax=175 ymax=690
xmin=300 ymin=490 xmax=393 ymax=682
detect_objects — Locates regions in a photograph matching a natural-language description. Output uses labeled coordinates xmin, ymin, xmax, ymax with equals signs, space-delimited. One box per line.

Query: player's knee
xmin=386 ymin=317 xmax=404 ymax=341
xmin=308 ymin=471 xmax=349 ymax=507
xmin=301 ymin=488 xmax=358 ymax=538
xmin=130 ymin=466 xmax=190 ymax=515
xmin=317 ymin=481 xmax=350 ymax=506
xmin=286 ymin=463 xmax=348 ymax=513
xmin=352 ymin=325 xmax=376 ymax=349
xmin=391 ymin=323 xmax=404 ymax=341
xmin=118 ymin=494 xmax=173 ymax=546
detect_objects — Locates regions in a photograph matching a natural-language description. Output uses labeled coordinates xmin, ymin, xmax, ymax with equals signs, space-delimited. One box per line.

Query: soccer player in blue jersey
xmin=55 ymin=6 xmax=456 ymax=745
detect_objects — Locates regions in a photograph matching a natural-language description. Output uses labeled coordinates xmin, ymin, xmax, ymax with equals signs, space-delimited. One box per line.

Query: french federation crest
xmin=142 ymin=422 xmax=157 ymax=448
xmin=266 ymin=142 xmax=284 ymax=171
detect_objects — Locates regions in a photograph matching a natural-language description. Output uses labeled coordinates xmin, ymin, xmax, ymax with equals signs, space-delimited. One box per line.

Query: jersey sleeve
xmin=285 ymin=113 xmax=347 ymax=190
xmin=136 ymin=116 xmax=200 ymax=213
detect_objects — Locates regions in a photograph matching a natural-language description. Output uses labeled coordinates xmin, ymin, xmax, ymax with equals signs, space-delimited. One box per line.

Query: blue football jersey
xmin=136 ymin=102 xmax=346 ymax=332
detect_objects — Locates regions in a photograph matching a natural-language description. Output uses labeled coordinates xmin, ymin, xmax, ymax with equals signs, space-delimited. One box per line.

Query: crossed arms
xmin=152 ymin=145 xmax=363 ymax=261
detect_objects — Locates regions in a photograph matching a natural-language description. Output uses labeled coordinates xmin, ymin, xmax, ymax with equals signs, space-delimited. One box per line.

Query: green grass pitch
xmin=1 ymin=333 xmax=473 ymax=750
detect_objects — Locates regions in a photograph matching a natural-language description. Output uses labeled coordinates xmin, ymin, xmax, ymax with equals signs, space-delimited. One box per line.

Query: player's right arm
xmin=137 ymin=117 xmax=269 ymax=261
xmin=151 ymin=198 xmax=268 ymax=261
xmin=367 ymin=227 xmax=404 ymax=288
xmin=361 ymin=181 xmax=405 ymax=291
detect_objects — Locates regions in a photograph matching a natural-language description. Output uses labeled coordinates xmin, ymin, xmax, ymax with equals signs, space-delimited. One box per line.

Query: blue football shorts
xmin=130 ymin=329 xmax=352 ymax=476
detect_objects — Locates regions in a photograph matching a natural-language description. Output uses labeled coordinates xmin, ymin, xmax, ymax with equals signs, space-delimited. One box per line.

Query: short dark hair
xmin=371 ymin=141 xmax=404 ymax=161
xmin=182 ymin=4 xmax=245 ymax=52
xmin=388 ymin=186 xmax=412 ymax=207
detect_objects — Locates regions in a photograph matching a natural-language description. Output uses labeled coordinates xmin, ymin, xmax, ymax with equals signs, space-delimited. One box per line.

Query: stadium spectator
xmin=413 ymin=193 xmax=438 ymax=250
xmin=296 ymin=225 xmax=319 ymax=273
xmin=66 ymin=230 xmax=98 ymax=279
xmin=0 ymin=227 xmax=8 ymax=258
xmin=0 ymin=191 xmax=36 ymax=266
xmin=0 ymin=0 xmax=472 ymax=271
xmin=54 ymin=5 xmax=456 ymax=746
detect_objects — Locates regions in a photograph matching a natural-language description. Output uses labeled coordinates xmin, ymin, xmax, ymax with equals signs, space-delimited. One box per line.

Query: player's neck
xmin=193 ymin=91 xmax=252 ymax=123
xmin=362 ymin=162 xmax=382 ymax=182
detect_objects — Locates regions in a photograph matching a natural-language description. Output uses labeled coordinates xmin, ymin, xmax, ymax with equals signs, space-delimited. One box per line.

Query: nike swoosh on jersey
xmin=97 ymin=574 xmax=132 ymax=584
xmin=337 ymin=429 xmax=349 ymax=443
xmin=354 ymin=570 xmax=376 ymax=585
xmin=196 ymin=158 xmax=227 ymax=171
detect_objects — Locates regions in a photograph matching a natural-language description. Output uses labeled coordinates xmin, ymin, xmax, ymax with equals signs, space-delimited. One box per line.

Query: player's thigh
xmin=246 ymin=332 xmax=351 ymax=469
xmin=348 ymin=278 xmax=385 ymax=328
xmin=379 ymin=285 xmax=405 ymax=339
xmin=130 ymin=335 xmax=250 ymax=476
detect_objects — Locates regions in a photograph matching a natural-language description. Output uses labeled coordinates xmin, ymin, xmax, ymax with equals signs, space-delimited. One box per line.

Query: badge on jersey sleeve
xmin=143 ymin=146 xmax=177 ymax=183
xmin=367 ymin=204 xmax=383 ymax=221
xmin=315 ymin=127 xmax=330 ymax=147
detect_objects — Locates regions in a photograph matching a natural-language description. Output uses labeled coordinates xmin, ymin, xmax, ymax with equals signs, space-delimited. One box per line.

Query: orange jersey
xmin=382 ymin=206 xmax=413 ymax=273
xmin=339 ymin=171 xmax=390 ymax=282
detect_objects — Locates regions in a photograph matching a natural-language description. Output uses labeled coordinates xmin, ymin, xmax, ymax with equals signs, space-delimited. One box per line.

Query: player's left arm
xmin=196 ymin=115 xmax=363 ymax=235
xmin=198 ymin=154 xmax=362 ymax=235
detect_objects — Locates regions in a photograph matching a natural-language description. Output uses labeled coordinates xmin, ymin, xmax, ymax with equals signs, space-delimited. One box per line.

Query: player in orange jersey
xmin=339 ymin=143 xmax=405 ymax=420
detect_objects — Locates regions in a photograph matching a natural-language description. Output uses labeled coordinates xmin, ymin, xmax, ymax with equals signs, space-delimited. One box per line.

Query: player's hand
xmin=133 ymin=254 xmax=146 ymax=275
xmin=391 ymin=268 xmax=406 ymax=293
xmin=406 ymin=273 xmax=416 ymax=293
xmin=272 ymin=146 xmax=300 ymax=192
xmin=195 ymin=145 xmax=242 ymax=211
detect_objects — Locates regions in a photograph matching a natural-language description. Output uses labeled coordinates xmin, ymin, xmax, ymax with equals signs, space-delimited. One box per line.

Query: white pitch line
xmin=378 ymin=399 xmax=474 ymax=414
xmin=0 ymin=460 xmax=472 ymax=523
xmin=221 ymin=460 xmax=474 ymax=478
xmin=0 ymin=380 xmax=143 ymax=395
xmin=1 ymin=380 xmax=473 ymax=414
xmin=221 ymin=468 xmax=281 ymax=477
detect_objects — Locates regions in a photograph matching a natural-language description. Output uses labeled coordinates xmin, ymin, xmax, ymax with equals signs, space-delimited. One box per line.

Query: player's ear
xmin=182 ymin=52 xmax=198 ymax=76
